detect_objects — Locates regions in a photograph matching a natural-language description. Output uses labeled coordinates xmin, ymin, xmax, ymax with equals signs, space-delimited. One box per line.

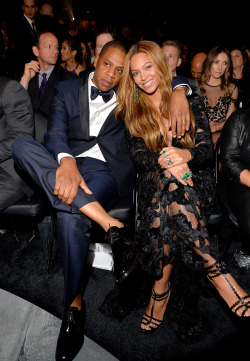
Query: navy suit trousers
xmin=12 ymin=138 xmax=119 ymax=306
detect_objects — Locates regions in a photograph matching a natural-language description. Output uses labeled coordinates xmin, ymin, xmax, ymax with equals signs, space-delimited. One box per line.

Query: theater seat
xmin=0 ymin=109 xmax=56 ymax=276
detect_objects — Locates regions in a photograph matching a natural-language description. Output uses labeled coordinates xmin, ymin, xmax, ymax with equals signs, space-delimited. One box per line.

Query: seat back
xmin=34 ymin=109 xmax=48 ymax=144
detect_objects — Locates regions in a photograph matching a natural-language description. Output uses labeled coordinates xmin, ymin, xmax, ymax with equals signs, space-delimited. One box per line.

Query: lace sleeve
xmin=125 ymin=128 xmax=160 ymax=174
xmin=185 ymin=96 xmax=214 ymax=171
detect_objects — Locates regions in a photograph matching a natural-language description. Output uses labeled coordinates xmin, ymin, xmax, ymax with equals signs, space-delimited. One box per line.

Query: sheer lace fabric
xmin=202 ymin=84 xmax=237 ymax=123
xmin=125 ymin=96 xmax=217 ymax=277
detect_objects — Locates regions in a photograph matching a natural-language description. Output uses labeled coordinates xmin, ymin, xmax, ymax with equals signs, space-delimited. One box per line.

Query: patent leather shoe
xmin=105 ymin=225 xmax=139 ymax=284
xmin=55 ymin=305 xmax=85 ymax=361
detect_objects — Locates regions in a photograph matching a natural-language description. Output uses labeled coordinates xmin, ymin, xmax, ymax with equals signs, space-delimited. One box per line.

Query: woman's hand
xmin=165 ymin=162 xmax=193 ymax=186
xmin=209 ymin=121 xmax=223 ymax=133
xmin=158 ymin=146 xmax=192 ymax=169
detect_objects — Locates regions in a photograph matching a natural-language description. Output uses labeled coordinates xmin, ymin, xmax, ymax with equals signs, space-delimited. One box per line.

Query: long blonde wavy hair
xmin=115 ymin=40 xmax=195 ymax=152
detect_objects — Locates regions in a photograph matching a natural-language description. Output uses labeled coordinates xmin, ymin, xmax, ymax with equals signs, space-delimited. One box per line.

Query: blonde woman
xmin=200 ymin=45 xmax=238 ymax=147
xmin=115 ymin=40 xmax=250 ymax=334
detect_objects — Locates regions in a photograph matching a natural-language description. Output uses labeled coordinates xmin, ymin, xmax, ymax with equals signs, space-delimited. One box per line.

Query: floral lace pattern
xmin=202 ymin=85 xmax=237 ymax=123
xmin=125 ymin=96 xmax=217 ymax=277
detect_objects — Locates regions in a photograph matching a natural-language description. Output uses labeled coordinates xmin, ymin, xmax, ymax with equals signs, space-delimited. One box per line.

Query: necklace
xmin=205 ymin=83 xmax=221 ymax=87
xmin=65 ymin=62 xmax=79 ymax=72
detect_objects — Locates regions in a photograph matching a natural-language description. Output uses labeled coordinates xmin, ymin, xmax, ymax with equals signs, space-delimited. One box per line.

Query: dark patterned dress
xmin=125 ymin=95 xmax=217 ymax=278
xmin=202 ymin=84 xmax=237 ymax=123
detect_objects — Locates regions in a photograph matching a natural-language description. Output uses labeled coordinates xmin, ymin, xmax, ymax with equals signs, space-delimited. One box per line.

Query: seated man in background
xmin=162 ymin=39 xmax=183 ymax=77
xmin=19 ymin=30 xmax=77 ymax=116
xmin=190 ymin=52 xmax=207 ymax=83
xmin=0 ymin=77 xmax=34 ymax=212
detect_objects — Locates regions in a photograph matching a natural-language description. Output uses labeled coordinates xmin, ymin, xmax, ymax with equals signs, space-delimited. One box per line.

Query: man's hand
xmin=54 ymin=157 xmax=92 ymax=205
xmin=20 ymin=60 xmax=40 ymax=88
xmin=169 ymin=87 xmax=190 ymax=138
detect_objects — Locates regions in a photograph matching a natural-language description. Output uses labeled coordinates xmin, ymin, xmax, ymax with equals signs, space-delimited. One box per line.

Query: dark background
xmin=1 ymin=0 xmax=248 ymax=53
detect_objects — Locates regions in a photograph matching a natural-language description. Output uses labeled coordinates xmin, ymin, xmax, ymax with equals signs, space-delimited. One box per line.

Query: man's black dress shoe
xmin=55 ymin=305 xmax=85 ymax=361
xmin=105 ymin=225 xmax=139 ymax=284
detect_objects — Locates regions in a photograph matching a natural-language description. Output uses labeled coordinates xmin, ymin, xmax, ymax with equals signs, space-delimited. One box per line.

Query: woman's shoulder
xmin=228 ymin=82 xmax=238 ymax=94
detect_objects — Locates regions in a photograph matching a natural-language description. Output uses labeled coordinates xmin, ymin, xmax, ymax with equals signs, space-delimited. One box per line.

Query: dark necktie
xmin=31 ymin=21 xmax=36 ymax=33
xmin=90 ymin=86 xmax=114 ymax=103
xmin=38 ymin=73 xmax=47 ymax=106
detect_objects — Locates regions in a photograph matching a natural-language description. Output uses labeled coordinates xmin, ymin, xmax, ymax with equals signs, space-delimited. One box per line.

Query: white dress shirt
xmin=23 ymin=14 xmax=36 ymax=32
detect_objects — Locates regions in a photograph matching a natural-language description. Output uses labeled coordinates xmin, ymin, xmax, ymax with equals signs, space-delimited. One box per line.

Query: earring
xmin=134 ymin=85 xmax=138 ymax=102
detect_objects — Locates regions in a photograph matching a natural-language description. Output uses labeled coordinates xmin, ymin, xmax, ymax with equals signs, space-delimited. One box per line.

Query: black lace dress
xmin=125 ymin=95 xmax=217 ymax=278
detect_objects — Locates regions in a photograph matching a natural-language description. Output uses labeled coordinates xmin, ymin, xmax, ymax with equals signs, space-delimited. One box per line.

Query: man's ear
xmin=177 ymin=58 xmax=182 ymax=68
xmin=93 ymin=54 xmax=100 ymax=68
xmin=32 ymin=46 xmax=39 ymax=57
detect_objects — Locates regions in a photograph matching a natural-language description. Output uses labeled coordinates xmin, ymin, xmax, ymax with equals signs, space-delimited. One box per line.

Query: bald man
xmin=190 ymin=52 xmax=207 ymax=82
xmin=40 ymin=2 xmax=54 ymax=17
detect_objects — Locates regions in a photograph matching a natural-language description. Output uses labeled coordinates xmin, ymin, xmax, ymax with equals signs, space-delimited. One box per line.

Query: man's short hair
xmin=162 ymin=39 xmax=182 ymax=59
xmin=99 ymin=40 xmax=128 ymax=57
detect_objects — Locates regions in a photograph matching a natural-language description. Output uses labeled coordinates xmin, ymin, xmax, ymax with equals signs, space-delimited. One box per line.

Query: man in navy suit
xmin=12 ymin=40 xmax=191 ymax=361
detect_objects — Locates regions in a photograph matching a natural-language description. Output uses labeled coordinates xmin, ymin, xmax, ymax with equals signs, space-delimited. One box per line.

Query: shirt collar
xmin=23 ymin=14 xmax=34 ymax=27
xmin=39 ymin=66 xmax=54 ymax=78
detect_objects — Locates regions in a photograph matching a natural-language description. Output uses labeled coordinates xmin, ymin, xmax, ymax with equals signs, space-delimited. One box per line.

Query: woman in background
xmin=230 ymin=47 xmax=250 ymax=109
xmin=60 ymin=36 xmax=85 ymax=77
xmin=200 ymin=46 xmax=238 ymax=147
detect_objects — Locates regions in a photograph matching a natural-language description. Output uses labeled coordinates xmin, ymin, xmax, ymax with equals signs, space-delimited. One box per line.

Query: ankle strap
xmin=152 ymin=282 xmax=171 ymax=301
xmin=206 ymin=261 xmax=228 ymax=279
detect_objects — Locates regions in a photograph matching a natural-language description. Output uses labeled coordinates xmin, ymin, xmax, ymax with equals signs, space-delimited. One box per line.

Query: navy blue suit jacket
xmin=44 ymin=70 xmax=136 ymax=198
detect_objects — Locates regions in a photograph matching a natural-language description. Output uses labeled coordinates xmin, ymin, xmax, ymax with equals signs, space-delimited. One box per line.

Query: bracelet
xmin=175 ymin=85 xmax=188 ymax=95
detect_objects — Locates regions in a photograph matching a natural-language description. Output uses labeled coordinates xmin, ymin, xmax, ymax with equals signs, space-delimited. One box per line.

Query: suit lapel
xmin=29 ymin=75 xmax=39 ymax=105
xmin=78 ymin=76 xmax=90 ymax=139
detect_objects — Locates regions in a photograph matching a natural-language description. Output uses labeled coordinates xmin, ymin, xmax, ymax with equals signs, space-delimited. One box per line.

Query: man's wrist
xmin=173 ymin=84 xmax=192 ymax=96
xmin=58 ymin=153 xmax=75 ymax=164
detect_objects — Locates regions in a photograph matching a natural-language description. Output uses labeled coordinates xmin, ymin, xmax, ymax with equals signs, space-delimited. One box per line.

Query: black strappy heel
xmin=206 ymin=261 xmax=250 ymax=322
xmin=141 ymin=282 xmax=171 ymax=333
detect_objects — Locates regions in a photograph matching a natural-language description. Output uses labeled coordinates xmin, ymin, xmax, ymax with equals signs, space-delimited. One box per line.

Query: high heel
xmin=141 ymin=282 xmax=171 ymax=333
xmin=206 ymin=261 xmax=250 ymax=323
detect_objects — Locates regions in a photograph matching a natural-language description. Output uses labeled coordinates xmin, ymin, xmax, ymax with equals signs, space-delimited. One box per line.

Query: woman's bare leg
xmin=141 ymin=262 xmax=173 ymax=331
xmin=79 ymin=201 xmax=124 ymax=231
